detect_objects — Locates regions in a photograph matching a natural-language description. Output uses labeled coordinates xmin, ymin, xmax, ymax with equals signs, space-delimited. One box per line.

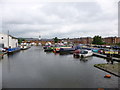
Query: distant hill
xmin=18 ymin=38 xmax=54 ymax=41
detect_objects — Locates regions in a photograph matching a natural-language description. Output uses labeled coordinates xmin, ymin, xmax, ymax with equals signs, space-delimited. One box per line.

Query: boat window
xmin=81 ymin=51 xmax=88 ymax=54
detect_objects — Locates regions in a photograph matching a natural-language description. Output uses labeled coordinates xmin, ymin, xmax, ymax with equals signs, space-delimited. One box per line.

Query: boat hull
xmin=7 ymin=47 xmax=21 ymax=54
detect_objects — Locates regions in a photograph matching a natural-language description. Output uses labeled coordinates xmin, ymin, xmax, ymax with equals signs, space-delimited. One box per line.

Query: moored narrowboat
xmin=44 ymin=46 xmax=55 ymax=52
xmin=7 ymin=47 xmax=21 ymax=54
xmin=53 ymin=47 xmax=72 ymax=53
xmin=59 ymin=47 xmax=75 ymax=54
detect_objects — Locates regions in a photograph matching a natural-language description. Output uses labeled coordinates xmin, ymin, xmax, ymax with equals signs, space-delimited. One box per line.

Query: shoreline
xmin=94 ymin=63 xmax=120 ymax=77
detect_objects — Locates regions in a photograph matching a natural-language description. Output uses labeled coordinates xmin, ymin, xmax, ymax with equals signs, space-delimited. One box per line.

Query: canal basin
xmin=2 ymin=46 xmax=119 ymax=88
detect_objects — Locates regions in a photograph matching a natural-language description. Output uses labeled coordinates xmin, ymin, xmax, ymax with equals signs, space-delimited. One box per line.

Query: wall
xmin=103 ymin=37 xmax=120 ymax=44
xmin=0 ymin=33 xmax=18 ymax=48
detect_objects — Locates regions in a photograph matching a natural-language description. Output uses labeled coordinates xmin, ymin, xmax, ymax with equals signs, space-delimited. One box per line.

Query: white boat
xmin=78 ymin=50 xmax=93 ymax=58
xmin=20 ymin=45 xmax=30 ymax=50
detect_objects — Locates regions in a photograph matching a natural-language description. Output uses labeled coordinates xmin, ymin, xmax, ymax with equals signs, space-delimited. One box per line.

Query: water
xmin=1 ymin=46 xmax=119 ymax=88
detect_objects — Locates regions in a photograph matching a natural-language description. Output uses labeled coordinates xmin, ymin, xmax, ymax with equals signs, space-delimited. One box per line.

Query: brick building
xmin=21 ymin=37 xmax=120 ymax=45
xmin=103 ymin=37 xmax=120 ymax=44
xmin=64 ymin=37 xmax=93 ymax=44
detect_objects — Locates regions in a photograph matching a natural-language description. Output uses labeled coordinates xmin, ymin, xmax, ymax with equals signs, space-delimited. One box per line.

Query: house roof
xmin=0 ymin=32 xmax=18 ymax=39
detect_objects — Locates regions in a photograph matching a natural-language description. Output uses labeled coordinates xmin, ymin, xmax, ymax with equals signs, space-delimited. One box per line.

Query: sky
xmin=0 ymin=0 xmax=119 ymax=39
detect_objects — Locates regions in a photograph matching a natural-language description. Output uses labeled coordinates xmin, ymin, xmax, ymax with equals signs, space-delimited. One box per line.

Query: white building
xmin=0 ymin=33 xmax=18 ymax=48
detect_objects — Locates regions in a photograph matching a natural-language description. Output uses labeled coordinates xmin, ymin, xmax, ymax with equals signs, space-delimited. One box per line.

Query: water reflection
xmin=80 ymin=58 xmax=88 ymax=62
xmin=45 ymin=52 xmax=53 ymax=54
xmin=0 ymin=60 xmax=2 ymax=89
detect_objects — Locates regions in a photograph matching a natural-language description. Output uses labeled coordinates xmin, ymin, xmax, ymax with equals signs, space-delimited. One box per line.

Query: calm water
xmin=2 ymin=46 xmax=119 ymax=88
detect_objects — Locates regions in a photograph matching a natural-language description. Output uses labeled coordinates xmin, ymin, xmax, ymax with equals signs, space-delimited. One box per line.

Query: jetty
xmin=93 ymin=53 xmax=120 ymax=62
xmin=94 ymin=63 xmax=120 ymax=77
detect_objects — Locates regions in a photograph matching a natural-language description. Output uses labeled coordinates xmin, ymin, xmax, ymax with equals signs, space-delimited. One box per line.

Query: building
xmin=21 ymin=38 xmax=54 ymax=45
xmin=0 ymin=33 xmax=18 ymax=48
xmin=67 ymin=37 xmax=93 ymax=44
xmin=80 ymin=37 xmax=93 ymax=44
xmin=103 ymin=37 xmax=120 ymax=44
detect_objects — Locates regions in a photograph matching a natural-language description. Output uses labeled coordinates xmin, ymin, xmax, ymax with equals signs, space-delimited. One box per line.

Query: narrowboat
xmin=7 ymin=47 xmax=21 ymax=53
xmin=59 ymin=47 xmax=75 ymax=54
xmin=73 ymin=49 xmax=81 ymax=58
xmin=44 ymin=46 xmax=55 ymax=52
xmin=21 ymin=45 xmax=30 ymax=50
xmin=104 ymin=50 xmax=119 ymax=55
xmin=92 ymin=48 xmax=100 ymax=53
xmin=54 ymin=46 xmax=71 ymax=53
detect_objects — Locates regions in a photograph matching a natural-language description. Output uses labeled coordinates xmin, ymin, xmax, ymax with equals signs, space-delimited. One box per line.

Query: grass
xmin=94 ymin=63 xmax=120 ymax=76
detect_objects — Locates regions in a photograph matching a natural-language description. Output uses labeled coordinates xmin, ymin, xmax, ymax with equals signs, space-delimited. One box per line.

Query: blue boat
xmin=7 ymin=47 xmax=21 ymax=53
xmin=59 ymin=48 xmax=75 ymax=54
xmin=91 ymin=48 xmax=100 ymax=53
xmin=74 ymin=44 xmax=83 ymax=50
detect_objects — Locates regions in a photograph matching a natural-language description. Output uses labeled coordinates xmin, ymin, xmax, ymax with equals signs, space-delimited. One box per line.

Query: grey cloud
xmin=1 ymin=1 xmax=118 ymax=38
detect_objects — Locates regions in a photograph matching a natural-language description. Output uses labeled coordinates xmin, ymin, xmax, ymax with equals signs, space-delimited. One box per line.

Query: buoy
xmin=104 ymin=74 xmax=111 ymax=78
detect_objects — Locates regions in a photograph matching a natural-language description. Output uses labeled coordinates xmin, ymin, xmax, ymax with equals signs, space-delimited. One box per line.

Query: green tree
xmin=92 ymin=35 xmax=105 ymax=45
xmin=116 ymin=43 xmax=120 ymax=46
xmin=18 ymin=38 xmax=25 ymax=44
xmin=54 ymin=37 xmax=59 ymax=43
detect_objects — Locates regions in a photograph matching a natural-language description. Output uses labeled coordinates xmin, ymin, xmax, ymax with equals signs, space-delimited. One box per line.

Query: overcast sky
xmin=0 ymin=0 xmax=119 ymax=38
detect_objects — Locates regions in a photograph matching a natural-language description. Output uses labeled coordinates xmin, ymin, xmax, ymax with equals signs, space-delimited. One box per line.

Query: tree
xmin=18 ymin=38 xmax=25 ymax=44
xmin=54 ymin=37 xmax=59 ymax=43
xmin=116 ymin=43 xmax=120 ymax=46
xmin=92 ymin=35 xmax=105 ymax=45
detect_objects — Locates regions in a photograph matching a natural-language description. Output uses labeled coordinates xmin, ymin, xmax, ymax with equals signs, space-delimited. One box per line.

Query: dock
xmin=94 ymin=63 xmax=120 ymax=77
xmin=93 ymin=53 xmax=120 ymax=62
